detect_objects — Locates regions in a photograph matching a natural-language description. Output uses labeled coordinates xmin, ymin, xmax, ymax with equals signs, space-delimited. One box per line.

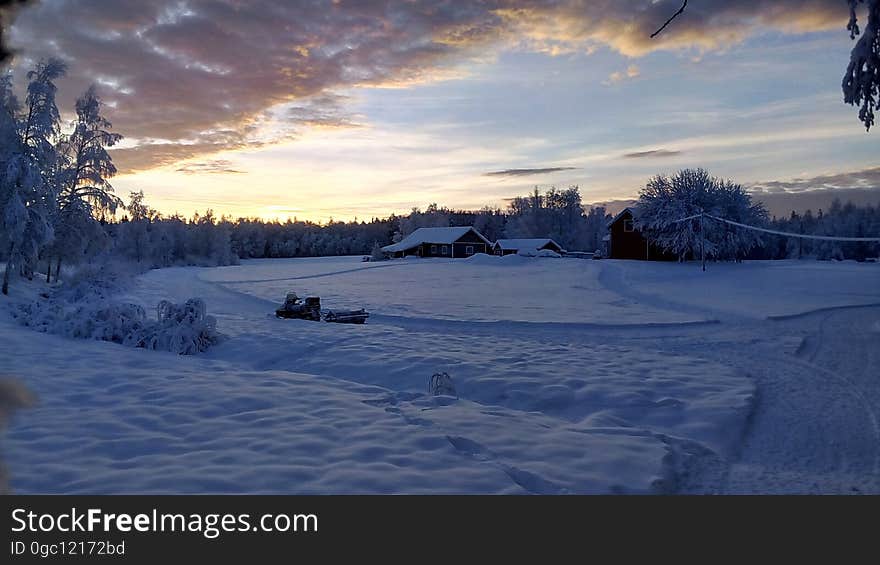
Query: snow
xmin=204 ymin=256 xmax=710 ymax=324
xmin=2 ymin=257 xmax=879 ymax=493
xmin=600 ymin=259 xmax=880 ymax=321
xmin=494 ymin=238 xmax=562 ymax=252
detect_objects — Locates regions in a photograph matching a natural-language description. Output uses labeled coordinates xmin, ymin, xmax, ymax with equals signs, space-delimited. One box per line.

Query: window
xmin=466 ymin=245 xmax=474 ymax=255
xmin=441 ymin=245 xmax=448 ymax=255
xmin=623 ymin=219 xmax=634 ymax=233
xmin=431 ymin=245 xmax=437 ymax=254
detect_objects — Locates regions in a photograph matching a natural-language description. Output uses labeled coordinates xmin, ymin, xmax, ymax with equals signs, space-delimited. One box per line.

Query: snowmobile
xmin=275 ymin=293 xmax=322 ymax=321
xmin=275 ymin=293 xmax=369 ymax=324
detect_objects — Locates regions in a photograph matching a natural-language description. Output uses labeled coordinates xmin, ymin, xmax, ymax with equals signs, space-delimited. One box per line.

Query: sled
xmin=322 ymin=309 xmax=370 ymax=324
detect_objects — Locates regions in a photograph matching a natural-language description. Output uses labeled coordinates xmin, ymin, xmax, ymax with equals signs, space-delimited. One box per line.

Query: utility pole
xmin=699 ymin=209 xmax=706 ymax=272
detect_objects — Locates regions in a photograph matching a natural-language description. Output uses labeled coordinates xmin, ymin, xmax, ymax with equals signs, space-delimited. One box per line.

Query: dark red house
xmin=381 ymin=227 xmax=492 ymax=258
xmin=606 ymin=208 xmax=674 ymax=260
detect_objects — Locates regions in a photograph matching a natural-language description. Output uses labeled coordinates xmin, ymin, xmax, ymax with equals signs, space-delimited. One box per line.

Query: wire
xmin=703 ymin=214 xmax=880 ymax=242
xmin=668 ymin=211 xmax=880 ymax=242
xmin=671 ymin=213 xmax=703 ymax=223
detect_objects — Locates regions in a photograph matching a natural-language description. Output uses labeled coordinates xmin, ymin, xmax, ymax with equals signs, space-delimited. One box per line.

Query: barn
xmin=493 ymin=238 xmax=564 ymax=256
xmin=381 ymin=226 xmax=493 ymax=258
xmin=605 ymin=207 xmax=674 ymax=260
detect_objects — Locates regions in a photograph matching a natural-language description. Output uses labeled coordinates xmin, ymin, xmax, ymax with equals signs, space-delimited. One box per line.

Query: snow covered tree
xmin=125 ymin=190 xmax=156 ymax=222
xmin=634 ymin=168 xmax=768 ymax=261
xmin=471 ymin=206 xmax=507 ymax=243
xmin=844 ymin=0 xmax=880 ymax=130
xmin=398 ymin=203 xmax=451 ymax=236
xmin=1 ymin=59 xmax=66 ymax=294
xmin=114 ymin=191 xmax=154 ymax=264
xmin=583 ymin=205 xmax=608 ymax=253
xmin=48 ymin=85 xmax=123 ymax=281
xmin=370 ymin=241 xmax=385 ymax=261
xmin=506 ymin=186 xmax=590 ymax=250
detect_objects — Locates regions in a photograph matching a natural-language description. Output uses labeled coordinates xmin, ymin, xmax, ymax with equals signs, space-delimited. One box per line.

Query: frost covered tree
xmin=634 ymin=168 xmax=768 ymax=261
xmin=115 ymin=191 xmax=154 ymax=264
xmin=506 ymin=186 xmax=590 ymax=250
xmin=370 ymin=241 xmax=385 ymax=261
xmin=1 ymin=59 xmax=66 ymax=294
xmin=843 ymin=0 xmax=880 ymax=129
xmin=125 ymin=189 xmax=155 ymax=222
xmin=471 ymin=206 xmax=507 ymax=243
xmin=47 ymin=86 xmax=123 ymax=281
xmin=583 ymin=206 xmax=608 ymax=253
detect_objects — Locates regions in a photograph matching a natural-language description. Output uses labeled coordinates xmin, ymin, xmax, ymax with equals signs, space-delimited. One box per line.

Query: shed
xmin=492 ymin=238 xmax=564 ymax=256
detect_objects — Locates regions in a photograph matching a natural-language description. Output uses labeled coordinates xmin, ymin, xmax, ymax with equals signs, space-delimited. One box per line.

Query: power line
xmin=671 ymin=211 xmax=880 ymax=242
xmin=704 ymin=213 xmax=880 ymax=242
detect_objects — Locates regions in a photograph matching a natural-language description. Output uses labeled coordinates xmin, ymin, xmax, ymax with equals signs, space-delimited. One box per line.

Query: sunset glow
xmin=8 ymin=0 xmax=878 ymax=222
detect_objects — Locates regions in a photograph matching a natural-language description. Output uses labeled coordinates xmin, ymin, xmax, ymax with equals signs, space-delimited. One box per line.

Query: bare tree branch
xmin=650 ymin=0 xmax=688 ymax=38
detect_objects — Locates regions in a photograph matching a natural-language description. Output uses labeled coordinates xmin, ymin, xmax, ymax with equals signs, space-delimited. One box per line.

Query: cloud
xmin=485 ymin=167 xmax=577 ymax=177
xmin=749 ymin=167 xmax=880 ymax=193
xmin=623 ymin=149 xmax=683 ymax=159
xmin=5 ymin=0 xmax=852 ymax=172
xmin=175 ymin=159 xmax=245 ymax=175
xmin=604 ymin=64 xmax=640 ymax=85
xmin=586 ymin=169 xmax=880 ymax=218
xmin=283 ymin=93 xmax=363 ymax=130
xmin=752 ymin=187 xmax=880 ymax=218
xmin=497 ymin=0 xmax=846 ymax=58
xmin=747 ymin=167 xmax=880 ymax=216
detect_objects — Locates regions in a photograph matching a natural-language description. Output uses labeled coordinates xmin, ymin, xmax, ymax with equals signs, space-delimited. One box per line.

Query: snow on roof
xmin=494 ymin=238 xmax=561 ymax=251
xmin=381 ymin=227 xmax=491 ymax=253
xmin=607 ymin=207 xmax=636 ymax=228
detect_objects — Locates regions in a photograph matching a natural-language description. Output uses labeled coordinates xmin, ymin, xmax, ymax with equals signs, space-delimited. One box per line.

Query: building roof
xmin=607 ymin=207 xmax=636 ymax=228
xmin=381 ymin=226 xmax=491 ymax=253
xmin=494 ymin=238 xmax=562 ymax=251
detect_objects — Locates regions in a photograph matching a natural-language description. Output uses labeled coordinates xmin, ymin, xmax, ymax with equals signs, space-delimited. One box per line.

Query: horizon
xmin=7 ymin=1 xmax=880 ymax=223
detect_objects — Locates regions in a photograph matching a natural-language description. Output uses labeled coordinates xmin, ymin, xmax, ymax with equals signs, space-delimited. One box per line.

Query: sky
xmin=5 ymin=0 xmax=880 ymax=222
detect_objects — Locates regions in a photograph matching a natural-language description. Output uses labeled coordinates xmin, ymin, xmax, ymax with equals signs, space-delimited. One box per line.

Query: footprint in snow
xmin=445 ymin=435 xmax=569 ymax=494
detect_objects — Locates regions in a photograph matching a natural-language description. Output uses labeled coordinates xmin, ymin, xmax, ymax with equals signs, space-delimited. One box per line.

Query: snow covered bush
xmin=66 ymin=302 xmax=148 ymax=343
xmin=128 ymin=299 xmax=219 ymax=355
xmin=15 ymin=275 xmax=220 ymax=355
xmin=15 ymin=297 xmax=147 ymax=343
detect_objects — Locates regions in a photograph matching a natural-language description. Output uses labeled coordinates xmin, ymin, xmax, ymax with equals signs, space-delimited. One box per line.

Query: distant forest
xmin=98 ymin=184 xmax=880 ymax=270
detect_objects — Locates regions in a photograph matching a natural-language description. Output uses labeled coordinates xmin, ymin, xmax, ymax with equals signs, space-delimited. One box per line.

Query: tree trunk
xmin=55 ymin=257 xmax=62 ymax=283
xmin=2 ymin=243 xmax=13 ymax=295
xmin=46 ymin=257 xmax=52 ymax=283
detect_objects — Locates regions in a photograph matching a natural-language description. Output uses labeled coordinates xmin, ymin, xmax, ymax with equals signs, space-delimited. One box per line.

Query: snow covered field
xmin=1 ymin=256 xmax=879 ymax=493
